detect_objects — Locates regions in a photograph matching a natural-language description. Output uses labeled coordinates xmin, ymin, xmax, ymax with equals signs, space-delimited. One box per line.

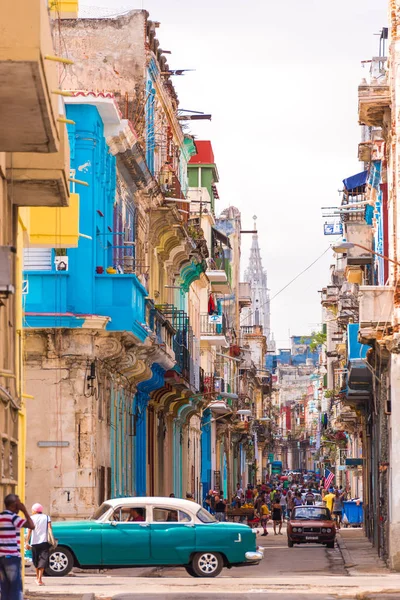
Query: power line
xmin=240 ymin=245 xmax=332 ymax=325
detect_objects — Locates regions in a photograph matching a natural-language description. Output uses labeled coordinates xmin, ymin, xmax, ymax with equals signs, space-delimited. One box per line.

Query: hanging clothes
xmin=208 ymin=293 xmax=216 ymax=315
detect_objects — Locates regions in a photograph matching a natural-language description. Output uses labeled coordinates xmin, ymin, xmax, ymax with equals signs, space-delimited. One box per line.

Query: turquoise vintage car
xmin=47 ymin=497 xmax=263 ymax=577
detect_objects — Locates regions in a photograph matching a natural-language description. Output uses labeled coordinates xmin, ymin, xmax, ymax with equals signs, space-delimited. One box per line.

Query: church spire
xmin=243 ymin=216 xmax=272 ymax=347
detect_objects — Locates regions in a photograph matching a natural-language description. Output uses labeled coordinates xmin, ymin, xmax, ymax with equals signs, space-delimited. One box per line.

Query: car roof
xmin=102 ymin=497 xmax=201 ymax=511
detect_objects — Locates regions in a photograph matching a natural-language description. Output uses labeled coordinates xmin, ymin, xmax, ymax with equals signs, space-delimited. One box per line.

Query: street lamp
xmin=331 ymin=239 xmax=400 ymax=267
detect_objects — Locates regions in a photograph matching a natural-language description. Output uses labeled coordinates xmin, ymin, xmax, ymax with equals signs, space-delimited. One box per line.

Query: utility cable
xmin=240 ymin=245 xmax=333 ymax=325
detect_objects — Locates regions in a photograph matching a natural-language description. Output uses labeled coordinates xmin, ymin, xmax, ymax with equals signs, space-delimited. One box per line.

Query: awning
xmin=212 ymin=226 xmax=231 ymax=248
xmin=343 ymin=170 xmax=368 ymax=192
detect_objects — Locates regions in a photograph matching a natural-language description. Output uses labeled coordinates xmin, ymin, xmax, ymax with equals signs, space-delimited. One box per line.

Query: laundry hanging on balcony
xmin=208 ymin=293 xmax=217 ymax=315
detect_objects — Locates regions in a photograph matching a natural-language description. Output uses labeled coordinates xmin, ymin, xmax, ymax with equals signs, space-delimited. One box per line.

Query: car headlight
xmin=326 ymin=528 xmax=332 ymax=533
xmin=297 ymin=527 xmax=302 ymax=533
xmin=293 ymin=527 xmax=297 ymax=532
xmin=322 ymin=528 xmax=327 ymax=533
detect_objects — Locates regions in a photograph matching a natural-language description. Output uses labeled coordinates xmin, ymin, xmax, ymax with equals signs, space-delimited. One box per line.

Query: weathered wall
xmin=24 ymin=331 xmax=112 ymax=518
xmin=54 ymin=11 xmax=147 ymax=131
xmin=0 ymin=151 xmax=20 ymax=501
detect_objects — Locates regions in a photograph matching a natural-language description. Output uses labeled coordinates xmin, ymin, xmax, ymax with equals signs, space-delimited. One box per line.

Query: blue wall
xmin=24 ymin=103 xmax=148 ymax=341
xmin=134 ymin=364 xmax=165 ymax=495
xmin=200 ymin=409 xmax=212 ymax=501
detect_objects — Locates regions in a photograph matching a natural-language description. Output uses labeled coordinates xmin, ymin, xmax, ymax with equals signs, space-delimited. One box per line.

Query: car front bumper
xmin=245 ymin=547 xmax=264 ymax=563
xmin=288 ymin=535 xmax=335 ymax=544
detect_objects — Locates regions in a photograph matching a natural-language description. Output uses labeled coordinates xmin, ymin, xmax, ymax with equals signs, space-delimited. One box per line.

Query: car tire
xmin=326 ymin=541 xmax=335 ymax=549
xmin=185 ymin=565 xmax=200 ymax=577
xmin=46 ymin=547 xmax=74 ymax=576
xmin=191 ymin=552 xmax=224 ymax=577
xmin=288 ymin=540 xmax=294 ymax=548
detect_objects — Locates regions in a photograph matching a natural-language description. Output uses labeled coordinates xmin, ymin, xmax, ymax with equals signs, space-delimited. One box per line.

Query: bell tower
xmin=243 ymin=216 xmax=273 ymax=347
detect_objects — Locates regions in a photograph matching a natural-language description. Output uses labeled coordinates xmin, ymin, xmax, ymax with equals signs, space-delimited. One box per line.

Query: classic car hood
xmin=212 ymin=522 xmax=252 ymax=530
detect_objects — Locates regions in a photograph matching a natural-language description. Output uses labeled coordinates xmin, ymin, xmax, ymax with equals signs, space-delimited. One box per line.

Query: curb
xmin=336 ymin=531 xmax=357 ymax=569
xmin=82 ymin=595 xmax=95 ymax=600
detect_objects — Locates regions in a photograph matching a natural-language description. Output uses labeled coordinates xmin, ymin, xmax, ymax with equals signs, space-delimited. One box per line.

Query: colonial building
xmin=0 ymin=0 xmax=71 ymax=505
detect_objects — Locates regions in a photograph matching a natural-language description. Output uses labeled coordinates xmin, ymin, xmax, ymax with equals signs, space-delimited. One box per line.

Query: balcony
xmin=358 ymin=286 xmax=394 ymax=342
xmin=146 ymin=300 xmax=176 ymax=367
xmin=7 ymin=122 xmax=70 ymax=207
xmin=207 ymin=227 xmax=232 ymax=293
xmin=345 ymin=323 xmax=372 ymax=408
xmin=338 ymin=282 xmax=359 ymax=326
xmin=358 ymin=57 xmax=390 ymax=127
xmin=240 ymin=325 xmax=264 ymax=336
xmin=200 ymin=313 xmax=229 ymax=347
xmin=321 ymin=285 xmax=339 ymax=307
xmin=206 ymin=267 xmax=230 ymax=294
xmin=0 ymin=0 xmax=60 ymax=152
xmin=239 ymin=282 xmax=252 ymax=308
xmin=345 ymin=223 xmax=374 ymax=266
xmin=95 ymin=274 xmax=148 ymax=342
xmin=358 ymin=139 xmax=385 ymax=163
xmin=154 ymin=305 xmax=192 ymax=382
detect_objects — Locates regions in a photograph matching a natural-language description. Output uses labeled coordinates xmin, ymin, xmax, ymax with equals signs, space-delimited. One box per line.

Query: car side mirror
xmin=110 ymin=521 xmax=117 ymax=527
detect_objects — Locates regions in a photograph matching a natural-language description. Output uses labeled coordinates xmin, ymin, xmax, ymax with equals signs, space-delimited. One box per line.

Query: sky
xmin=81 ymin=0 xmax=388 ymax=348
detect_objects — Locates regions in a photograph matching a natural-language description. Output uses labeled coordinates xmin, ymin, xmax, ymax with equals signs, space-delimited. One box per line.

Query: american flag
xmin=324 ymin=468 xmax=335 ymax=490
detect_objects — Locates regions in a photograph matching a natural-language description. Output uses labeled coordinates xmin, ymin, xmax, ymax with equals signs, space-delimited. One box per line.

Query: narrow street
xmin=24 ymin=526 xmax=400 ymax=599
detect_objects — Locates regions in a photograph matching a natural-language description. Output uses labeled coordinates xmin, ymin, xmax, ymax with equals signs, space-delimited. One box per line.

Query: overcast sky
xmin=81 ymin=0 xmax=387 ymax=348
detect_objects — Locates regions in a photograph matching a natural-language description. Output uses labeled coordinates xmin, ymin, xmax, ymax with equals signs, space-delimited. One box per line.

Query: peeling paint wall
xmin=24 ymin=329 xmax=139 ymax=519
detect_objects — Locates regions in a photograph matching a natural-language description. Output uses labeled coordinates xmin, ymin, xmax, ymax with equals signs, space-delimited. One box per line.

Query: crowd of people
xmin=203 ymin=472 xmax=351 ymax=535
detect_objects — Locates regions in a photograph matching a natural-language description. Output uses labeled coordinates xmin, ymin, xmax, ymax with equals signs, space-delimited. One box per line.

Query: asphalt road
xmin=24 ymin=524 xmax=399 ymax=599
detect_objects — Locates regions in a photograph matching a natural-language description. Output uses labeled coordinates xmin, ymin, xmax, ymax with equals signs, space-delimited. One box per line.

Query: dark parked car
xmin=287 ymin=506 xmax=336 ymax=548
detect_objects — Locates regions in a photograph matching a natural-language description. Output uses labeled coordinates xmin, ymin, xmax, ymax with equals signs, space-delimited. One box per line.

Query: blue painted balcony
xmin=95 ymin=274 xmax=148 ymax=342
xmin=345 ymin=323 xmax=372 ymax=407
xmin=24 ymin=270 xmax=148 ymax=341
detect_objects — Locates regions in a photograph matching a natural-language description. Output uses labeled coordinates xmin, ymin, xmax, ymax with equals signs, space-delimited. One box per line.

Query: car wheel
xmin=185 ymin=565 xmax=200 ymax=577
xmin=288 ymin=540 xmax=294 ymax=548
xmin=46 ymin=547 xmax=74 ymax=576
xmin=191 ymin=552 xmax=224 ymax=577
xmin=326 ymin=541 xmax=335 ymax=549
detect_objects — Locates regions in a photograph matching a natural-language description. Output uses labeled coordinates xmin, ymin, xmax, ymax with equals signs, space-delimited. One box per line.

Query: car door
xmin=150 ymin=506 xmax=195 ymax=564
xmin=101 ymin=505 xmax=150 ymax=566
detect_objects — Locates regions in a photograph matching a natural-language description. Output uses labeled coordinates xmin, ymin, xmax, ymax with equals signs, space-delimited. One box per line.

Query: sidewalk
xmin=336 ymin=527 xmax=390 ymax=576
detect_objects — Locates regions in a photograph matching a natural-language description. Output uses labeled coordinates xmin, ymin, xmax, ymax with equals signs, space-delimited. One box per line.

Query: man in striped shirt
xmin=0 ymin=494 xmax=34 ymax=600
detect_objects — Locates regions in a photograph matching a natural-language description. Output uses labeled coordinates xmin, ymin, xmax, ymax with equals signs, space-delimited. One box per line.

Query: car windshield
xmin=196 ymin=508 xmax=217 ymax=523
xmin=293 ymin=507 xmax=330 ymax=521
xmin=91 ymin=503 xmax=112 ymax=521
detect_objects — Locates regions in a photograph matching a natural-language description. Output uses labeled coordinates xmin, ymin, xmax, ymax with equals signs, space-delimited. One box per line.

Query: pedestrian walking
xmin=279 ymin=491 xmax=287 ymax=519
xmin=332 ymin=490 xmax=345 ymax=529
xmin=0 ymin=494 xmax=35 ymax=600
xmin=259 ymin=498 xmax=270 ymax=536
xmin=323 ymin=489 xmax=336 ymax=515
xmin=272 ymin=495 xmax=283 ymax=535
xmin=214 ymin=495 xmax=227 ymax=522
xmin=286 ymin=490 xmax=294 ymax=520
xmin=293 ymin=492 xmax=303 ymax=507
xmin=25 ymin=503 xmax=53 ymax=586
